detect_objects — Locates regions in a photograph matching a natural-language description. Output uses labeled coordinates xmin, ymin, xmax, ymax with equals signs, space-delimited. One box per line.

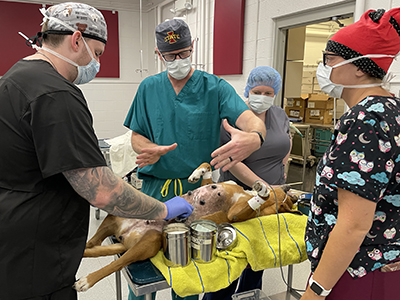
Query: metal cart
xmin=309 ymin=124 xmax=334 ymax=158
xmin=111 ymin=248 xmax=302 ymax=300
xmin=289 ymin=124 xmax=317 ymax=190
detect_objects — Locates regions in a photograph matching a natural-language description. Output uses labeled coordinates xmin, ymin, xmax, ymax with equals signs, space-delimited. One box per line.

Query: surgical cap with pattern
xmin=244 ymin=66 xmax=282 ymax=98
xmin=42 ymin=2 xmax=107 ymax=44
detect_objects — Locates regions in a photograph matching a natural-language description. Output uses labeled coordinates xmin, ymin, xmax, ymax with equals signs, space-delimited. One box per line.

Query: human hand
xmin=136 ymin=143 xmax=177 ymax=168
xmin=210 ymin=120 xmax=260 ymax=171
xmin=164 ymin=196 xmax=194 ymax=220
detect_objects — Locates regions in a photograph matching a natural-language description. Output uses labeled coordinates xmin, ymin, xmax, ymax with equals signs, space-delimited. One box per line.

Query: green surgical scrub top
xmin=124 ymin=70 xmax=248 ymax=181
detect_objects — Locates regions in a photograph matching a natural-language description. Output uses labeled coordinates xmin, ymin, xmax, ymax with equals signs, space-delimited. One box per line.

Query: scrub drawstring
xmin=161 ymin=179 xmax=183 ymax=197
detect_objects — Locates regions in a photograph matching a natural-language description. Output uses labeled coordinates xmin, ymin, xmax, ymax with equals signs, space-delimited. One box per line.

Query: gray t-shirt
xmin=219 ymin=105 xmax=291 ymax=189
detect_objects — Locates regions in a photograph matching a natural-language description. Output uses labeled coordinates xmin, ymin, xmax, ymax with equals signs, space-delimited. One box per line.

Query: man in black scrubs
xmin=0 ymin=3 xmax=192 ymax=300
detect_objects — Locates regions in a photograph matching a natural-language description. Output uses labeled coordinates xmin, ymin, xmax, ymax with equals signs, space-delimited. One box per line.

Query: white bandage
xmin=247 ymin=195 xmax=266 ymax=210
xmin=203 ymin=172 xmax=212 ymax=179
xmin=257 ymin=184 xmax=269 ymax=197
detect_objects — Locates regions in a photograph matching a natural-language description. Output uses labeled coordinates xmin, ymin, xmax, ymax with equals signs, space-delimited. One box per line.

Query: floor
xmin=286 ymin=161 xmax=318 ymax=193
xmin=76 ymin=161 xmax=318 ymax=300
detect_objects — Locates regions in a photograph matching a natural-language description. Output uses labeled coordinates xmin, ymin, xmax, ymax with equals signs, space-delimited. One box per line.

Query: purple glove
xmin=164 ymin=196 xmax=194 ymax=220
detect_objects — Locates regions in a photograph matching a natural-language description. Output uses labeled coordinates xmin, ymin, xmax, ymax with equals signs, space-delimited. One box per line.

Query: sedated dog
xmin=74 ymin=163 xmax=299 ymax=292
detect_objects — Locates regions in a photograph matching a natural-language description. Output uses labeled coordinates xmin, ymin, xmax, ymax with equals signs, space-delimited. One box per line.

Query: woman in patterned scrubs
xmin=302 ymin=8 xmax=400 ymax=300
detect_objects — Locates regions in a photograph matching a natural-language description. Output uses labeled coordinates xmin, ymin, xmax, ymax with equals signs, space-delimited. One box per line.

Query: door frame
xmin=272 ymin=1 xmax=356 ymax=107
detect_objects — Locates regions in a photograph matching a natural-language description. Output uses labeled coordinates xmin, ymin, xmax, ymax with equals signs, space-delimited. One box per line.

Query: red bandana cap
xmin=326 ymin=8 xmax=400 ymax=79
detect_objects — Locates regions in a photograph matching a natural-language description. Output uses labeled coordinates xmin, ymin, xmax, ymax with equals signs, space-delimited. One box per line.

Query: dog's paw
xmin=73 ymin=277 xmax=91 ymax=292
xmin=188 ymin=169 xmax=202 ymax=183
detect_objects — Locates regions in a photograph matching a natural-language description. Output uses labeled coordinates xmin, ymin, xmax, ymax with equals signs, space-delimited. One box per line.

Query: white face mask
xmin=248 ymin=94 xmax=275 ymax=114
xmin=316 ymin=54 xmax=395 ymax=98
xmin=164 ymin=56 xmax=192 ymax=80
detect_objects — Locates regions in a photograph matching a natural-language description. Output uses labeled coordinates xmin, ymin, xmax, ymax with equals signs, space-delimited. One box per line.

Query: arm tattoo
xmin=63 ymin=167 xmax=166 ymax=220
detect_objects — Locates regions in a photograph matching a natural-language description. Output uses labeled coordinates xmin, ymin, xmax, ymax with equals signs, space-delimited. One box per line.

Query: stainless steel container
xmin=216 ymin=223 xmax=237 ymax=251
xmin=162 ymin=223 xmax=191 ymax=267
xmin=190 ymin=219 xmax=217 ymax=263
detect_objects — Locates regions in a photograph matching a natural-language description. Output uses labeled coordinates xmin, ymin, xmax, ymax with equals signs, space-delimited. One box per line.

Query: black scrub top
xmin=0 ymin=60 xmax=106 ymax=299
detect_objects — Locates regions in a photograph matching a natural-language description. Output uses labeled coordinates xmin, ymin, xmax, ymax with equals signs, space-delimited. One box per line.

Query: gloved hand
xmin=164 ymin=196 xmax=193 ymax=220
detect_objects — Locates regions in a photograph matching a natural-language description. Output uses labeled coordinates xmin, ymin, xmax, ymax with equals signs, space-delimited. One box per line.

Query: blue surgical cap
xmin=244 ymin=66 xmax=282 ymax=98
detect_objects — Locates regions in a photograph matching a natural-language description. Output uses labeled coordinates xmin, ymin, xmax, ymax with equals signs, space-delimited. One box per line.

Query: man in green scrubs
xmin=124 ymin=19 xmax=266 ymax=300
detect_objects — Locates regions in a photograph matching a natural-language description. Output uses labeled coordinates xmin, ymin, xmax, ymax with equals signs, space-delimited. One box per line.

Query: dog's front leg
xmin=84 ymin=242 xmax=127 ymax=257
xmin=227 ymin=181 xmax=272 ymax=222
xmin=188 ymin=162 xmax=213 ymax=185
xmin=74 ymin=229 xmax=162 ymax=292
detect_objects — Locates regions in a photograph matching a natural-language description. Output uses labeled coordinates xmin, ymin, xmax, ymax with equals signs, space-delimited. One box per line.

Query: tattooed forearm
xmin=63 ymin=167 xmax=167 ymax=220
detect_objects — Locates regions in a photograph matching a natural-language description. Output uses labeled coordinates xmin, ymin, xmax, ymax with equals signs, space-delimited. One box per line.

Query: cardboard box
xmin=285 ymin=107 xmax=304 ymax=120
xmin=305 ymin=108 xmax=334 ymax=124
xmin=285 ymin=94 xmax=308 ymax=121
xmin=307 ymin=94 xmax=334 ymax=110
xmin=286 ymin=94 xmax=308 ymax=108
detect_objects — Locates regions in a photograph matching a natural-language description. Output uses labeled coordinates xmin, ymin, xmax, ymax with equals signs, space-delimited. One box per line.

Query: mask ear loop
xmin=382 ymin=53 xmax=399 ymax=90
xmin=382 ymin=73 xmax=396 ymax=91
xmin=332 ymin=54 xmax=397 ymax=69
xmin=330 ymin=54 xmax=397 ymax=90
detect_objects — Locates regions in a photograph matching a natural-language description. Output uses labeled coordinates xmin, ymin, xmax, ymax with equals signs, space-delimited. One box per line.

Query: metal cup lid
xmin=216 ymin=223 xmax=237 ymax=250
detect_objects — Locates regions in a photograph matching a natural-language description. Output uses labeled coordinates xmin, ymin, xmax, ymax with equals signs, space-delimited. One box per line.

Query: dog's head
xmin=181 ymin=177 xmax=300 ymax=224
xmin=182 ymin=182 xmax=245 ymax=223
xmin=227 ymin=183 xmax=301 ymax=222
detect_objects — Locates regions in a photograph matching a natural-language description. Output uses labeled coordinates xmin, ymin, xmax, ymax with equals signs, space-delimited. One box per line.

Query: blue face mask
xmin=41 ymin=38 xmax=100 ymax=85
xmin=73 ymin=39 xmax=100 ymax=85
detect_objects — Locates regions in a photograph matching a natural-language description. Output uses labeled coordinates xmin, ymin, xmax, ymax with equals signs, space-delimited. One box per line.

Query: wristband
xmin=309 ymin=275 xmax=332 ymax=297
xmin=252 ymin=131 xmax=265 ymax=146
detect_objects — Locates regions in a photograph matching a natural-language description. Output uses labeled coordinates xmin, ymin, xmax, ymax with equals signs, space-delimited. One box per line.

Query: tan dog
xmin=74 ymin=163 xmax=299 ymax=292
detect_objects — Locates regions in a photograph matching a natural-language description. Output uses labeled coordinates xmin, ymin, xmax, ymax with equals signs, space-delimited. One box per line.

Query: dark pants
xmin=202 ymin=268 xmax=263 ymax=300
xmin=27 ymin=285 xmax=77 ymax=300
xmin=128 ymin=285 xmax=198 ymax=300
xmin=324 ymin=267 xmax=400 ymax=300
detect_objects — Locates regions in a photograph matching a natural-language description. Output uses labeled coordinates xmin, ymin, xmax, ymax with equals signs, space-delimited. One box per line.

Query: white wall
xmin=79 ymin=9 xmax=144 ymax=139
xmin=78 ymin=0 xmax=399 ymax=139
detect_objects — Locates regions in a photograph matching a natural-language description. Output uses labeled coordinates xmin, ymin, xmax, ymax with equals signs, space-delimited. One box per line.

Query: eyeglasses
xmin=162 ymin=49 xmax=192 ymax=62
xmin=323 ymin=52 xmax=342 ymax=66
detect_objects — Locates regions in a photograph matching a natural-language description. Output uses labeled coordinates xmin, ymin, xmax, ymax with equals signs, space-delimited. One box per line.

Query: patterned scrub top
xmin=305 ymin=95 xmax=400 ymax=279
